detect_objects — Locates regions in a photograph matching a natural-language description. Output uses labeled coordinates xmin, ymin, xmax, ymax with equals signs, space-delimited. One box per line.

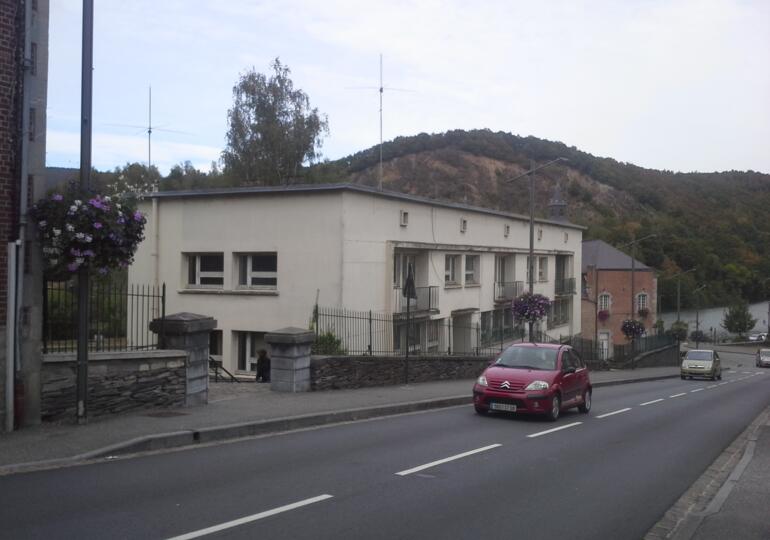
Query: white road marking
xmin=706 ymin=385 xmax=718 ymax=389
xmin=527 ymin=422 xmax=583 ymax=439
xmin=596 ymin=408 xmax=632 ymax=419
xmin=669 ymin=393 xmax=687 ymax=398
xmin=742 ymin=371 xmax=753 ymax=374
xmin=690 ymin=388 xmax=704 ymax=393
xmin=396 ymin=444 xmax=502 ymax=476
xmin=717 ymin=382 xmax=728 ymax=386
xmin=640 ymin=399 xmax=664 ymax=406
xmin=165 ymin=494 xmax=334 ymax=540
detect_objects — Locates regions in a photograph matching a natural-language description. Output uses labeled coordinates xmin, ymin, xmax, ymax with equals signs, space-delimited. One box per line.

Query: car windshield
xmin=686 ymin=351 xmax=713 ymax=361
xmin=495 ymin=346 xmax=558 ymax=370
xmin=761 ymin=350 xmax=770 ymax=358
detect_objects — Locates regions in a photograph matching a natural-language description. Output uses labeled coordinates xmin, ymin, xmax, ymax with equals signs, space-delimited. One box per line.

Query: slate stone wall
xmin=41 ymin=350 xmax=187 ymax=421
xmin=310 ymin=355 xmax=492 ymax=391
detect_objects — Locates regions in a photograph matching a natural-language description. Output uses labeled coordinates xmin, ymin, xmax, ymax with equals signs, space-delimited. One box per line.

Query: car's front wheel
xmin=578 ymin=389 xmax=592 ymax=414
xmin=546 ymin=395 xmax=561 ymax=422
xmin=474 ymin=405 xmax=488 ymax=416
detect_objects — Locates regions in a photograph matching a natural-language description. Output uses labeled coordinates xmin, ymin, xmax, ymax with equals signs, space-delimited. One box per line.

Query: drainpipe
xmin=5 ymin=244 xmax=18 ymax=432
xmin=152 ymin=197 xmax=159 ymax=287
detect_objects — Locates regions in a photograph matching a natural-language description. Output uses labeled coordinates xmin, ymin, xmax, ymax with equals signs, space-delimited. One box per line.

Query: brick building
xmin=1 ymin=0 xmax=48 ymax=431
xmin=581 ymin=240 xmax=658 ymax=359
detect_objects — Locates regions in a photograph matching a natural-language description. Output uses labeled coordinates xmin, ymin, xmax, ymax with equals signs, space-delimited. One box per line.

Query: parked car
xmin=472 ymin=343 xmax=592 ymax=421
xmin=748 ymin=332 xmax=768 ymax=342
xmin=756 ymin=349 xmax=770 ymax=368
xmin=680 ymin=349 xmax=722 ymax=380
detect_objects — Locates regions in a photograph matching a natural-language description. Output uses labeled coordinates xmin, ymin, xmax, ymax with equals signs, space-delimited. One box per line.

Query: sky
xmin=46 ymin=0 xmax=770 ymax=175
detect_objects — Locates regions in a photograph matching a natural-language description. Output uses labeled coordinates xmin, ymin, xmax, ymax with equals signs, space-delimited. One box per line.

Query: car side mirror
xmin=564 ymin=366 xmax=576 ymax=374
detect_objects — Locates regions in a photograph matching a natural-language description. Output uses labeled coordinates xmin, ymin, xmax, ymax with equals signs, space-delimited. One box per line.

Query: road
xmin=2 ymin=363 xmax=768 ymax=539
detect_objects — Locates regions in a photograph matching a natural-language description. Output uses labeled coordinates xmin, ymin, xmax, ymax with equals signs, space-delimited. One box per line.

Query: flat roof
xmin=146 ymin=182 xmax=586 ymax=231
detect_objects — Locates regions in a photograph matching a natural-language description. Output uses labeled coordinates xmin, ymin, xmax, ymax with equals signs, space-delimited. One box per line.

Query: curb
xmin=0 ymin=373 xmax=682 ymax=475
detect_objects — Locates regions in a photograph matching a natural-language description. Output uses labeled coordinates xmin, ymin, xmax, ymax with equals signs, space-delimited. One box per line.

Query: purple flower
xmin=67 ymin=262 xmax=80 ymax=272
xmin=93 ymin=222 xmax=103 ymax=229
xmin=70 ymin=248 xmax=82 ymax=256
xmin=52 ymin=194 xmax=63 ymax=201
xmin=83 ymin=249 xmax=95 ymax=258
xmin=117 ymin=216 xmax=126 ymax=225
xmin=89 ymin=197 xmax=105 ymax=210
xmin=98 ymin=267 xmax=109 ymax=275
xmin=133 ymin=210 xmax=143 ymax=221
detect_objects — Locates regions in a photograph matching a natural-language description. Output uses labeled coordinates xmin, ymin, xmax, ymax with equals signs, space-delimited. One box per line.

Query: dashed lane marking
xmin=165 ymin=494 xmax=334 ymax=540
xmin=396 ymin=444 xmax=502 ymax=476
xmin=669 ymin=393 xmax=687 ymax=398
xmin=596 ymin=408 xmax=632 ymax=419
xmin=690 ymin=388 xmax=704 ymax=393
xmin=527 ymin=422 xmax=583 ymax=439
xmin=640 ymin=399 xmax=665 ymax=406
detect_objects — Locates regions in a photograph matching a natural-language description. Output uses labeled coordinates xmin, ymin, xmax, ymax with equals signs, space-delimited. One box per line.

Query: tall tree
xmin=222 ymin=58 xmax=329 ymax=185
xmin=721 ymin=301 xmax=757 ymax=338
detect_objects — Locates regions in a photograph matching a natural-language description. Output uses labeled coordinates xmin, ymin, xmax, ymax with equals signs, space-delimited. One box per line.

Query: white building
xmin=129 ymin=184 xmax=583 ymax=374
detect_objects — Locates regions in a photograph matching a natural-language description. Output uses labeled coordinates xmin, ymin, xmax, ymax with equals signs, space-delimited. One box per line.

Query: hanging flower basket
xmin=621 ymin=319 xmax=646 ymax=340
xmin=29 ymin=183 xmax=146 ymax=277
xmin=512 ymin=292 xmax=551 ymax=324
xmin=598 ymin=309 xmax=610 ymax=322
xmin=637 ymin=307 xmax=650 ymax=318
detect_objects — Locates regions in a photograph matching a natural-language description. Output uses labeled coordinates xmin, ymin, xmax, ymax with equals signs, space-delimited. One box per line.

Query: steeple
xmin=548 ymin=182 xmax=568 ymax=221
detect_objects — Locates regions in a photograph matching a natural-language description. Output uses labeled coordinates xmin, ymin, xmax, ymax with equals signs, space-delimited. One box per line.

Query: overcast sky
xmin=46 ymin=0 xmax=770 ymax=175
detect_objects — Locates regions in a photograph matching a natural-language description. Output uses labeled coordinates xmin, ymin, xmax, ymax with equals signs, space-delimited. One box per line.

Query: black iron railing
xmin=494 ymin=281 xmax=524 ymax=301
xmin=392 ymin=285 xmax=439 ymax=313
xmin=43 ymin=280 xmax=165 ymax=353
xmin=555 ymin=277 xmax=576 ymax=296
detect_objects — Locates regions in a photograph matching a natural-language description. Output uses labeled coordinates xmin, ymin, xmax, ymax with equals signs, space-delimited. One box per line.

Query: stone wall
xmin=633 ymin=344 xmax=681 ymax=368
xmin=41 ymin=350 xmax=187 ymax=422
xmin=310 ymin=355 xmax=492 ymax=391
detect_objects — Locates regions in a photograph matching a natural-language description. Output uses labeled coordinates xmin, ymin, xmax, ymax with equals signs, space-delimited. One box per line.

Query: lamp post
xmin=694 ymin=284 xmax=706 ymax=349
xmin=507 ymin=157 xmax=568 ymax=341
xmin=618 ymin=234 xmax=657 ymax=320
xmin=674 ymin=268 xmax=697 ymax=323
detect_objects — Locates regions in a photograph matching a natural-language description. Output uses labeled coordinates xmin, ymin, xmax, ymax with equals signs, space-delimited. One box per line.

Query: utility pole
xmin=694 ymin=284 xmax=706 ymax=349
xmin=77 ymin=0 xmax=94 ymax=425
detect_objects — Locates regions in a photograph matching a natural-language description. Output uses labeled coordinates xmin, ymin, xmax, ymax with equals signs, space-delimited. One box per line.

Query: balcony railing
xmin=392 ymin=285 xmax=439 ymax=313
xmin=555 ymin=277 xmax=576 ymax=296
xmin=494 ymin=281 xmax=524 ymax=301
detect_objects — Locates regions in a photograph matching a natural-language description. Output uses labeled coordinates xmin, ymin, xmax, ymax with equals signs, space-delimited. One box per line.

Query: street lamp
xmin=673 ymin=268 xmax=697 ymax=323
xmin=619 ymin=234 xmax=657 ymax=320
xmin=694 ymin=284 xmax=706 ymax=349
xmin=507 ymin=157 xmax=568 ymax=341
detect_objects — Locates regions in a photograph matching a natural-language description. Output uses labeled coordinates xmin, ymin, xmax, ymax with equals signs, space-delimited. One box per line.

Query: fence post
xmin=499 ymin=308 xmax=504 ymax=352
xmin=160 ymin=283 xmax=166 ymax=348
xmin=368 ymin=310 xmax=372 ymax=355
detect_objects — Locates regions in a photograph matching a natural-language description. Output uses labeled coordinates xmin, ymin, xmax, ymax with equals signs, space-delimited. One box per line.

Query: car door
xmin=560 ymin=349 xmax=581 ymax=404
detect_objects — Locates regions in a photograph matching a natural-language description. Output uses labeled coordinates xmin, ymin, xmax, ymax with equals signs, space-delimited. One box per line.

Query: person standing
xmin=256 ymin=349 xmax=271 ymax=383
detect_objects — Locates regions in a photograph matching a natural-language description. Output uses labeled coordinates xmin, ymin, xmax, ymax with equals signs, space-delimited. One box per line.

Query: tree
xmin=222 ymin=58 xmax=329 ymax=185
xmin=721 ymin=301 xmax=757 ymax=338
xmin=667 ymin=321 xmax=688 ymax=341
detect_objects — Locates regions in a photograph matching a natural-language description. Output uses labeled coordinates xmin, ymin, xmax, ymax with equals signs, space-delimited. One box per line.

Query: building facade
xmin=129 ymin=184 xmax=584 ymax=374
xmin=1 ymin=0 xmax=48 ymax=431
xmin=581 ymin=239 xmax=658 ymax=358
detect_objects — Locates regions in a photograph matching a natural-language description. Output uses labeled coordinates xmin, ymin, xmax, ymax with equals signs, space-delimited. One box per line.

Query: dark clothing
xmin=256 ymin=353 xmax=271 ymax=382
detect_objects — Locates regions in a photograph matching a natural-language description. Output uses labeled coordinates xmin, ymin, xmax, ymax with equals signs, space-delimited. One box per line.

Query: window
xmin=538 ymin=256 xmax=548 ymax=282
xmin=238 ymin=253 xmax=277 ymax=288
xmin=400 ymin=210 xmax=409 ymax=227
xmin=504 ymin=224 xmax=510 ymax=237
xmin=445 ymin=255 xmax=460 ymax=285
xmin=28 ymin=108 xmax=36 ymax=141
xmin=460 ymin=218 xmax=468 ymax=233
xmin=598 ymin=293 xmax=611 ymax=311
xmin=636 ymin=292 xmax=649 ymax=311
xmin=537 ymin=228 xmax=543 ymax=241
xmin=187 ymin=253 xmax=224 ymax=287
xmin=427 ymin=320 xmax=440 ymax=352
xmin=209 ymin=330 xmax=223 ymax=358
xmin=465 ymin=255 xmax=479 ymax=284
xmin=550 ymin=297 xmax=572 ymax=327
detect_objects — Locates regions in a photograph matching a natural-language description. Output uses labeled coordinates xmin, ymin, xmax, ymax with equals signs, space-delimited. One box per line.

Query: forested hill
xmin=307 ymin=129 xmax=770 ymax=311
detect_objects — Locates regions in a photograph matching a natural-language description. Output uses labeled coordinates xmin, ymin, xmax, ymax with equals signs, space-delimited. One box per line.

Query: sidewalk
xmin=0 ymin=365 xmax=681 ymax=473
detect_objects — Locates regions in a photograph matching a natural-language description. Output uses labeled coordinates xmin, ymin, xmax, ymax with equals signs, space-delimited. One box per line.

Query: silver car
xmin=681 ymin=349 xmax=722 ymax=380
xmin=756 ymin=349 xmax=770 ymax=368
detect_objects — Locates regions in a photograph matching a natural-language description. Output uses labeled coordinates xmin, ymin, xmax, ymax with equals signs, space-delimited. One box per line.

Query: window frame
xmin=445 ymin=254 xmax=461 ymax=285
xmin=598 ymin=293 xmax=611 ymax=312
xmin=636 ymin=292 xmax=649 ymax=311
xmin=237 ymin=252 xmax=278 ymax=290
xmin=464 ymin=254 xmax=479 ymax=285
xmin=186 ymin=253 xmax=224 ymax=288
xmin=538 ymin=256 xmax=548 ymax=282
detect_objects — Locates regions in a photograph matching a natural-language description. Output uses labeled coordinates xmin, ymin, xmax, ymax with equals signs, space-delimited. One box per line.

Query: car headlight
xmin=476 ymin=375 xmax=488 ymax=387
xmin=525 ymin=380 xmax=549 ymax=391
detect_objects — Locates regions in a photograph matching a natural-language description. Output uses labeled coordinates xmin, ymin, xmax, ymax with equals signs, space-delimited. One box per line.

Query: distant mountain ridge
xmin=310 ymin=129 xmax=770 ymax=310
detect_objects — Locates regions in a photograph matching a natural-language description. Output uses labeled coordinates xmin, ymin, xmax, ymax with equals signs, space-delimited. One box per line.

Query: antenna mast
xmin=379 ymin=54 xmax=383 ymax=190
xmin=148 ymin=86 xmax=152 ymax=169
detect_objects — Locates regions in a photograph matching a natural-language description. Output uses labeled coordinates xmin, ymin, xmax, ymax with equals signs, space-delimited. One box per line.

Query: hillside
xmin=307 ymin=130 xmax=770 ymax=311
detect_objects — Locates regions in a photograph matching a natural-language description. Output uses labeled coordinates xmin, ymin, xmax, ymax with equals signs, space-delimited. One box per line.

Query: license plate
xmin=490 ymin=402 xmax=517 ymax=412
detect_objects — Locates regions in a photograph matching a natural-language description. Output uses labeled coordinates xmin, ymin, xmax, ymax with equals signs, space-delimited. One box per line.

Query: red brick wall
xmin=0 ymin=0 xmax=23 ymax=324
xmin=582 ymin=268 xmax=657 ymax=345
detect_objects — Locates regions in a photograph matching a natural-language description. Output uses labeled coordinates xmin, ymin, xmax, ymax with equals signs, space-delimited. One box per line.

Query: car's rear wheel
xmin=578 ymin=389 xmax=591 ymax=414
xmin=546 ymin=395 xmax=561 ymax=422
xmin=681 ymin=374 xmax=686 ymax=380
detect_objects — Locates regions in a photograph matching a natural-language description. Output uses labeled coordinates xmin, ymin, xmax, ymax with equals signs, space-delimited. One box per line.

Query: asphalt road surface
xmin=2 ymin=366 xmax=768 ymax=539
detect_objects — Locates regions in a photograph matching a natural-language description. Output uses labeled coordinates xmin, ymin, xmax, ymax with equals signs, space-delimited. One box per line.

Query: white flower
xmin=69 ymin=205 xmax=78 ymax=213
xmin=104 ymin=196 xmax=111 ymax=202
xmin=38 ymin=220 xmax=47 ymax=228
xmin=50 ymin=259 xmax=58 ymax=266
xmin=84 ymin=234 xmax=93 ymax=243
xmin=65 ymin=223 xmax=74 ymax=232
xmin=53 ymin=228 xmax=61 ymax=236
xmin=75 ymin=257 xmax=84 ymax=264
xmin=75 ymin=232 xmax=85 ymax=240
xmin=74 ymin=200 xmax=82 ymax=206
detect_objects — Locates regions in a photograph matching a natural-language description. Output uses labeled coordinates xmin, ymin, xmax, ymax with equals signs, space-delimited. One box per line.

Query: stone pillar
xmin=150 ymin=312 xmax=216 ymax=406
xmin=265 ymin=327 xmax=315 ymax=393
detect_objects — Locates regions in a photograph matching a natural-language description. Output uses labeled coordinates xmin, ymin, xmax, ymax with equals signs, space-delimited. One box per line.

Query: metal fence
xmin=612 ymin=333 xmax=678 ymax=367
xmin=313 ymin=305 xmax=528 ymax=357
xmin=43 ymin=280 xmax=165 ymax=353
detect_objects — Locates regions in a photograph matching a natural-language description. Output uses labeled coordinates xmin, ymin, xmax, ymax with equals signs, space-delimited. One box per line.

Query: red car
xmin=473 ymin=343 xmax=592 ymax=421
